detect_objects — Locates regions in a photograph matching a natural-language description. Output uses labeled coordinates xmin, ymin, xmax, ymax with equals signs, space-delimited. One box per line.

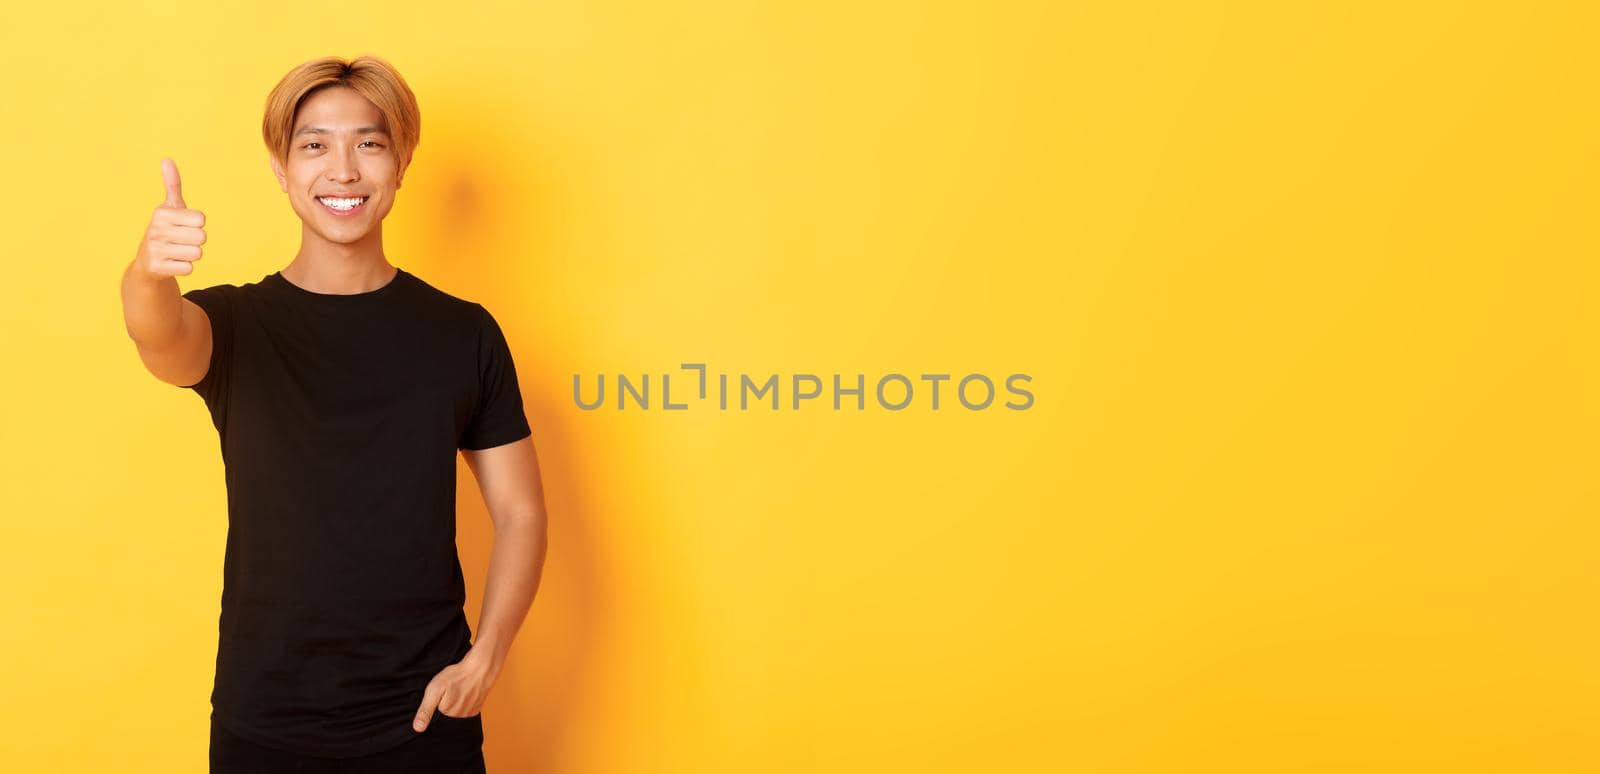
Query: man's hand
xmin=411 ymin=649 xmax=500 ymax=732
xmin=134 ymin=158 xmax=208 ymax=278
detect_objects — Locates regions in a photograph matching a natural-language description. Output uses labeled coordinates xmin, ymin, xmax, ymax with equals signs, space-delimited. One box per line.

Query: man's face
xmin=270 ymin=86 xmax=402 ymax=245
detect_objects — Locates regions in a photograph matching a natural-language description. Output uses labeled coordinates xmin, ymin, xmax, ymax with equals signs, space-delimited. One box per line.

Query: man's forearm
xmin=121 ymin=258 xmax=185 ymax=347
xmin=465 ymin=514 xmax=547 ymax=676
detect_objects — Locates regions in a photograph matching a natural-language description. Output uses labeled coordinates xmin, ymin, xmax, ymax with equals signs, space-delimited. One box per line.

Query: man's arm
xmin=412 ymin=434 xmax=547 ymax=728
xmin=122 ymin=158 xmax=213 ymax=387
xmin=123 ymin=262 xmax=213 ymax=387
xmin=460 ymin=434 xmax=549 ymax=674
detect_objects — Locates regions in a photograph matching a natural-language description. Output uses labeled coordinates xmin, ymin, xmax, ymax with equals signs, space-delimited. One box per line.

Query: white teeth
xmin=318 ymin=196 xmax=366 ymax=210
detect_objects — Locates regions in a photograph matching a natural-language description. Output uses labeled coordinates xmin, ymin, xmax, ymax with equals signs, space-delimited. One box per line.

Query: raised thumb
xmin=161 ymin=157 xmax=185 ymax=208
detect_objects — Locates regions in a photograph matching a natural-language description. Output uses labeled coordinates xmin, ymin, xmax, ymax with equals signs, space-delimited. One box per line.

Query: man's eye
xmin=300 ymin=141 xmax=380 ymax=150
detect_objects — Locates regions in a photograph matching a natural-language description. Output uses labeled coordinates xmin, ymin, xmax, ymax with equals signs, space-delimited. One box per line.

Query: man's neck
xmin=283 ymin=227 xmax=395 ymax=294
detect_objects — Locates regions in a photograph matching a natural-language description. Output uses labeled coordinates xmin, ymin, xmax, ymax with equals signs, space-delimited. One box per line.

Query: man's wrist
xmin=464 ymin=638 xmax=507 ymax=676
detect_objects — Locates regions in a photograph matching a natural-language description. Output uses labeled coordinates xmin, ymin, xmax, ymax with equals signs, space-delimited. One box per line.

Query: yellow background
xmin=1 ymin=1 xmax=1595 ymax=771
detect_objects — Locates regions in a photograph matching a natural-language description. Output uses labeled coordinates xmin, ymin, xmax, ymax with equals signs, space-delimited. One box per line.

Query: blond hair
xmin=262 ymin=54 xmax=421 ymax=175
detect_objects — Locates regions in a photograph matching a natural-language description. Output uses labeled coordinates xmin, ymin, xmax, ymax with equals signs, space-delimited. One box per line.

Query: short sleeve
xmin=459 ymin=304 xmax=532 ymax=450
xmin=179 ymin=284 xmax=234 ymax=413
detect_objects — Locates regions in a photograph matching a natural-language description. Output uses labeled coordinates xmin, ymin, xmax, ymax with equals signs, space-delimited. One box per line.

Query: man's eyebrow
xmin=293 ymin=125 xmax=390 ymax=137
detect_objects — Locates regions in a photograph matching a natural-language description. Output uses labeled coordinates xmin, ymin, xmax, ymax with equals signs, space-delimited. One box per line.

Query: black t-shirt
xmin=178 ymin=266 xmax=530 ymax=758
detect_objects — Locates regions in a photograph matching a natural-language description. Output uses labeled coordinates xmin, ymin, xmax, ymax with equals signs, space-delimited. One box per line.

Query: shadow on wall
xmin=418 ymin=96 xmax=604 ymax=773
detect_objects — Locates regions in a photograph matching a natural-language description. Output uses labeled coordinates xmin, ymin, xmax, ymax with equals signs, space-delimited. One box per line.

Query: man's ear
xmin=269 ymin=155 xmax=288 ymax=192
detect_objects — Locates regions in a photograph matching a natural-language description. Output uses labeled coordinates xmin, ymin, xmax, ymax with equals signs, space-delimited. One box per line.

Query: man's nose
xmin=326 ymin=148 xmax=359 ymax=182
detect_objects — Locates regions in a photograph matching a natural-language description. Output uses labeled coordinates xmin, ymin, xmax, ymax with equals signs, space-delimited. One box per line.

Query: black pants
xmin=210 ymin=711 xmax=488 ymax=773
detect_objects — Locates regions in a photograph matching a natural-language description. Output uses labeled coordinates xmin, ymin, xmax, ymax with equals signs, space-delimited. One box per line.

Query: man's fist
xmin=134 ymin=157 xmax=207 ymax=278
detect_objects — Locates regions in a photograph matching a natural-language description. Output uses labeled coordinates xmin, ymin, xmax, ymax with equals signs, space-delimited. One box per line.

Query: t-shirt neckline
xmin=270 ymin=266 xmax=407 ymax=300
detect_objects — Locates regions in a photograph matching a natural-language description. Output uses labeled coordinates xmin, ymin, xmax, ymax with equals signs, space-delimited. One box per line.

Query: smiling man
xmin=118 ymin=54 xmax=548 ymax=773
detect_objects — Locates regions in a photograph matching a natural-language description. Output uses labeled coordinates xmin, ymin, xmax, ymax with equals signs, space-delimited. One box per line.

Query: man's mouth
xmin=317 ymin=195 xmax=369 ymax=215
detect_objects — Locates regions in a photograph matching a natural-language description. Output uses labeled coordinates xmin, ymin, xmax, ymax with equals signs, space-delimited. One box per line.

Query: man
xmin=118 ymin=54 xmax=548 ymax=772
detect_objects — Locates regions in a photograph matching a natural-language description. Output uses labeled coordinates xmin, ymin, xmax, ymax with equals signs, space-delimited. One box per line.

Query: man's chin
xmin=300 ymin=223 xmax=375 ymax=245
